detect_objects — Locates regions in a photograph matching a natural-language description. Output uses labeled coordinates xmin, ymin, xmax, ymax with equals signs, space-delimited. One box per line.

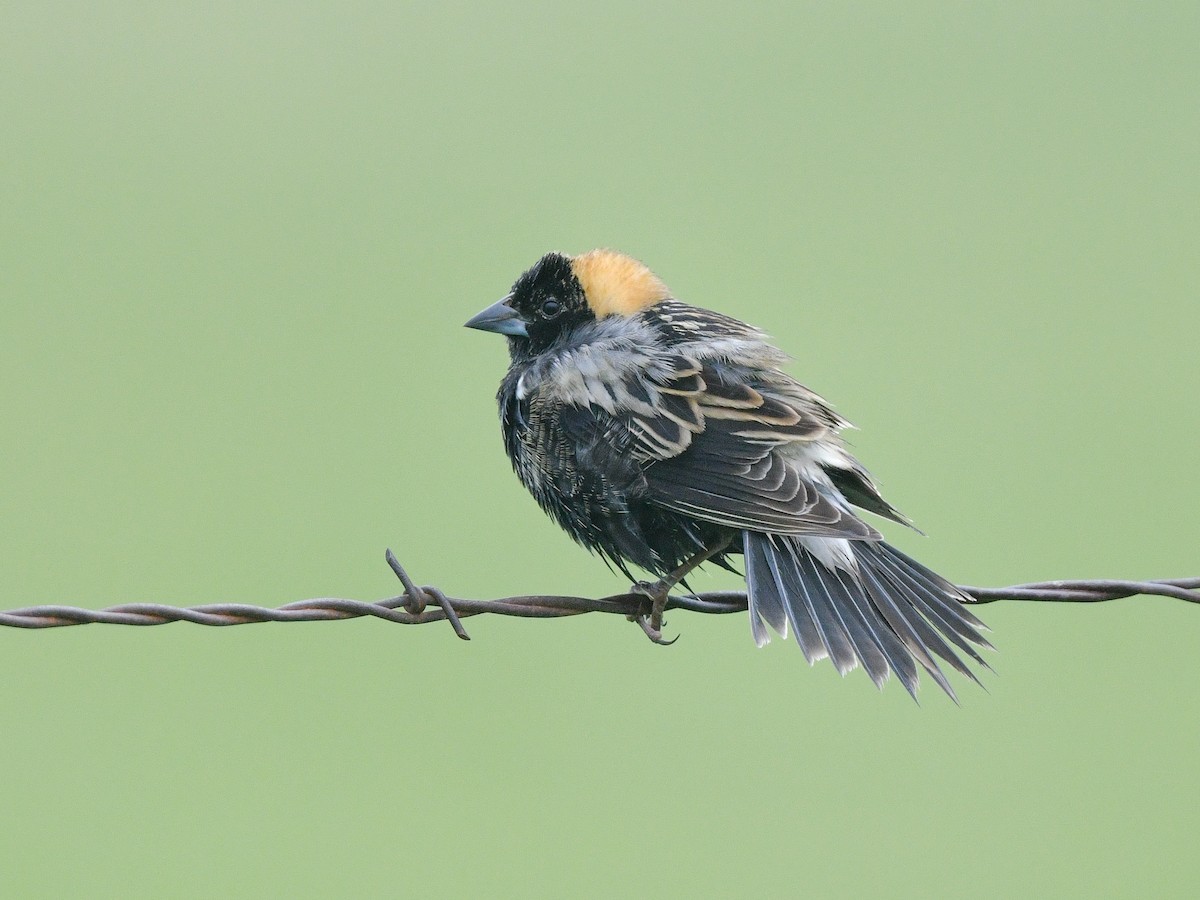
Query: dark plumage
xmin=466 ymin=249 xmax=991 ymax=700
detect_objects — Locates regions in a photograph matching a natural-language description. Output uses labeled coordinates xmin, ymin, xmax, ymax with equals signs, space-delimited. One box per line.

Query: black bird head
xmin=465 ymin=250 xmax=670 ymax=356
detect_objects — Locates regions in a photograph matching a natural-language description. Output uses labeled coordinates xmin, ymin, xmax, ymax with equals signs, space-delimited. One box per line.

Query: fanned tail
xmin=744 ymin=532 xmax=992 ymax=702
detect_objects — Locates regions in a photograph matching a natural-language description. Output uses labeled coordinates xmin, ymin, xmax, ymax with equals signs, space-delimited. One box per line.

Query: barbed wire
xmin=1 ymin=550 xmax=1197 ymax=639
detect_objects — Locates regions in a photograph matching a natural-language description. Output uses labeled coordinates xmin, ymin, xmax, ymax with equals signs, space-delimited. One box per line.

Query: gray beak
xmin=464 ymin=296 xmax=528 ymax=337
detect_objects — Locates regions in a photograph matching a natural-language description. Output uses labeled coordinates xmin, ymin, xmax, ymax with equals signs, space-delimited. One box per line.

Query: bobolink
xmin=466 ymin=249 xmax=990 ymax=699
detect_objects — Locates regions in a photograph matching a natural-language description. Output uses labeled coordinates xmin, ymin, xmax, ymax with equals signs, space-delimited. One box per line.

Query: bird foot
xmin=629 ymin=579 xmax=678 ymax=646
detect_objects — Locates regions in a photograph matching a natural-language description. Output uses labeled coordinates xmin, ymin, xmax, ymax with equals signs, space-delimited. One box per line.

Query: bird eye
xmin=540 ymin=297 xmax=562 ymax=317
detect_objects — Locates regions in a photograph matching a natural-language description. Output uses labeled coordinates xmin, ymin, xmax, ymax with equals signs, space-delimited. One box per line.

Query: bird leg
xmin=631 ymin=535 xmax=733 ymax=645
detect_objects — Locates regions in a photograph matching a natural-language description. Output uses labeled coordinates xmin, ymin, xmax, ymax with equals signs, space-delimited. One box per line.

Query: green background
xmin=2 ymin=3 xmax=1197 ymax=897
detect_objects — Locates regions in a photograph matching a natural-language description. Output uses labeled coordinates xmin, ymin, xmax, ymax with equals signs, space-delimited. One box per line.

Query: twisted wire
xmin=1 ymin=550 xmax=1196 ymax=636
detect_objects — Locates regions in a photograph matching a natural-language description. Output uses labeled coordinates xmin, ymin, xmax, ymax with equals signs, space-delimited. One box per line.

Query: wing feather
xmin=615 ymin=362 xmax=879 ymax=540
xmin=545 ymin=304 xmax=880 ymax=541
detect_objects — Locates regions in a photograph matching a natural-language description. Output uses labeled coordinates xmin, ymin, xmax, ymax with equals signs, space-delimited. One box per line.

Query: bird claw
xmin=629 ymin=579 xmax=678 ymax=646
xmin=635 ymin=615 xmax=679 ymax=645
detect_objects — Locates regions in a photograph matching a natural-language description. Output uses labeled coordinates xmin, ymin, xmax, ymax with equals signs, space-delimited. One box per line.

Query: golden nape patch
xmin=571 ymin=250 xmax=670 ymax=317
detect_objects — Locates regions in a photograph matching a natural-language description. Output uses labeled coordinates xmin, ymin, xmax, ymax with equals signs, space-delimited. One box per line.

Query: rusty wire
xmin=0 ymin=550 xmax=1196 ymax=638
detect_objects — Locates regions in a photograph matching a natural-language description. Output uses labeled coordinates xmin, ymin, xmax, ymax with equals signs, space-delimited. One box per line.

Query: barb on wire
xmin=0 ymin=550 xmax=1197 ymax=634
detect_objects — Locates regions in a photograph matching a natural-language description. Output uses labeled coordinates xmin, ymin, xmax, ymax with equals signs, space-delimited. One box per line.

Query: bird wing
xmin=546 ymin=345 xmax=876 ymax=540
xmin=629 ymin=363 xmax=879 ymax=539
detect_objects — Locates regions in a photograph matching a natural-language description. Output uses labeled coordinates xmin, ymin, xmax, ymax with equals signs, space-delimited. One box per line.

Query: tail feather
xmin=744 ymin=531 xmax=991 ymax=700
xmin=878 ymin=544 xmax=992 ymax=641
xmin=782 ymin=540 xmax=869 ymax=677
xmin=744 ymin=535 xmax=788 ymax=648
xmin=800 ymin=554 xmax=890 ymax=686
xmin=764 ymin=541 xmax=830 ymax=665
xmin=812 ymin=563 xmax=911 ymax=690
xmin=872 ymin=546 xmax=994 ymax=669
xmin=857 ymin=561 xmax=958 ymax=701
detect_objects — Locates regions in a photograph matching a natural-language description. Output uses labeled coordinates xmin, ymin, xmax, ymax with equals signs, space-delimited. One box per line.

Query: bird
xmin=465 ymin=249 xmax=991 ymax=700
